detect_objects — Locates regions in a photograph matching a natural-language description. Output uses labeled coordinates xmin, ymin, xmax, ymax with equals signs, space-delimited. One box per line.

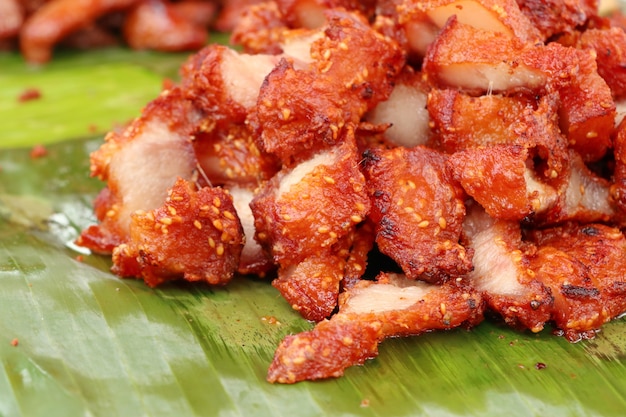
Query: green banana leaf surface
xmin=2 ymin=47 xmax=626 ymax=417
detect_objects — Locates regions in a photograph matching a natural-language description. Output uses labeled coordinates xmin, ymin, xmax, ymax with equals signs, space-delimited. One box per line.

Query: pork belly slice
xmin=227 ymin=185 xmax=275 ymax=276
xmin=77 ymin=87 xmax=200 ymax=253
xmin=180 ymin=44 xmax=281 ymax=125
xmin=251 ymin=137 xmax=370 ymax=265
xmin=422 ymin=17 xmax=546 ymax=94
xmin=363 ymin=146 xmax=472 ymax=282
xmin=365 ymin=68 xmax=431 ymax=148
xmin=397 ymin=0 xmax=540 ymax=48
xmin=112 ymin=178 xmax=244 ymax=287
xmin=463 ymin=204 xmax=552 ymax=332
xmin=267 ymin=272 xmax=484 ymax=383
xmin=447 ymin=145 xmax=558 ymax=221
xmin=253 ymin=8 xmax=404 ymax=164
xmin=528 ymin=223 xmax=626 ymax=341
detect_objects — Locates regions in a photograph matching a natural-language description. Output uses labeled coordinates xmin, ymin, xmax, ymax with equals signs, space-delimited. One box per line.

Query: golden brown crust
xmin=112 ymin=178 xmax=244 ymax=287
xmin=363 ymin=145 xmax=472 ymax=282
xmin=251 ymin=136 xmax=370 ymax=265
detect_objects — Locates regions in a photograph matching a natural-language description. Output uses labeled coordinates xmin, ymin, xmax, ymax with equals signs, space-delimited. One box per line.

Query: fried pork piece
xmin=272 ymin=219 xmax=374 ymax=321
xmin=528 ymin=223 xmax=626 ymax=341
xmin=396 ymin=0 xmax=540 ymax=55
xmin=272 ymin=249 xmax=346 ymax=321
xmin=427 ymin=89 xmax=536 ymax=153
xmin=463 ymin=204 xmax=552 ymax=332
xmin=365 ymin=67 xmax=432 ymax=148
xmin=112 ymin=178 xmax=244 ymax=287
xmin=523 ymin=42 xmax=615 ymax=162
xmin=230 ymin=0 xmax=288 ymax=54
xmin=76 ymin=87 xmax=201 ymax=253
xmin=250 ymin=136 xmax=370 ymax=265
xmin=577 ymin=27 xmax=626 ymax=99
xmin=515 ymin=0 xmax=598 ymax=40
xmin=430 ymin=90 xmax=570 ymax=180
xmin=425 ymin=19 xmax=615 ymax=162
xmin=447 ymin=145 xmax=551 ymax=221
xmin=422 ymin=17 xmax=546 ymax=94
xmin=227 ymin=185 xmax=275 ymax=276
xmin=267 ymin=272 xmax=484 ymax=383
xmin=181 ymin=44 xmax=280 ymax=126
xmin=122 ymin=0 xmax=210 ymax=52
xmin=19 ymin=0 xmax=141 ymax=63
xmin=193 ymin=122 xmax=280 ymax=187
xmin=252 ymin=8 xmax=404 ymax=164
xmin=0 ymin=0 xmax=23 ymax=40
xmin=363 ymin=145 xmax=472 ymax=283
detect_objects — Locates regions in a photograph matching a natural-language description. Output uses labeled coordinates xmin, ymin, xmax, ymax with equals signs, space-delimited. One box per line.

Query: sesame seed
xmin=418 ymin=220 xmax=429 ymax=228
xmin=351 ymin=215 xmax=363 ymax=223
xmin=292 ymin=356 xmax=306 ymax=365
xmin=160 ymin=217 xmax=173 ymax=225
xmin=223 ymin=211 xmax=235 ymax=220
xmin=167 ymin=206 xmax=177 ymax=216
xmin=318 ymin=226 xmax=330 ymax=233
xmin=213 ymin=219 xmax=224 ymax=231
xmin=208 ymin=237 xmax=216 ymax=248
xmin=323 ymin=176 xmax=336 ymax=184
xmin=216 ymin=244 xmax=225 ymax=256
xmin=193 ymin=220 xmax=202 ymax=230
xmin=438 ymin=217 xmax=447 ymax=229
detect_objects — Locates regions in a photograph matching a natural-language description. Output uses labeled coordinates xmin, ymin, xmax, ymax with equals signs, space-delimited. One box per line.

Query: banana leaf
xmin=1 ymin=46 xmax=626 ymax=417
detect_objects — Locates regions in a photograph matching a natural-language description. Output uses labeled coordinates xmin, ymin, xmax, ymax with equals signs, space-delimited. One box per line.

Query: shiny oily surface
xmin=2 ymin=48 xmax=626 ymax=417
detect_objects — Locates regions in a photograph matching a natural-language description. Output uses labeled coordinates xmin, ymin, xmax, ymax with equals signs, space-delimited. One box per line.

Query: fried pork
xmin=76 ymin=0 xmax=626 ymax=384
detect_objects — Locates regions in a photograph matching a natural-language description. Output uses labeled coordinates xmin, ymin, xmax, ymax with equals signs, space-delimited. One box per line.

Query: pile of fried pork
xmin=77 ymin=0 xmax=626 ymax=383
